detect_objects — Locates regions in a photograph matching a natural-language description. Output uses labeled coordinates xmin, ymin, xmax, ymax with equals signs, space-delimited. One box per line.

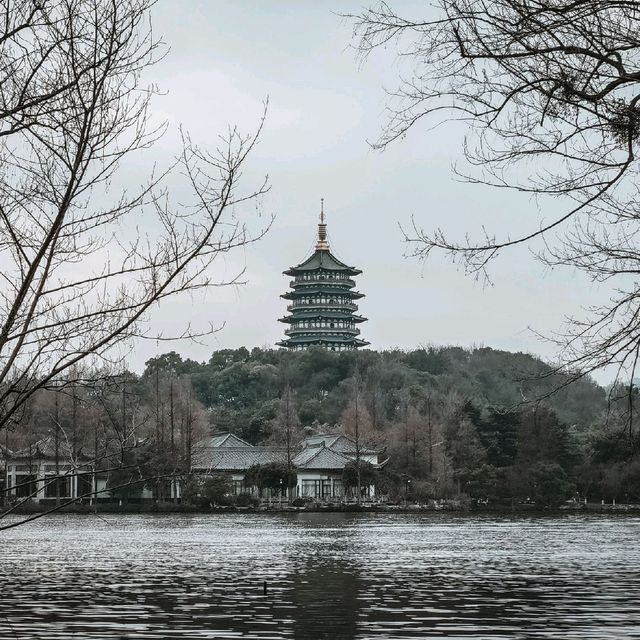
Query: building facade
xmin=278 ymin=203 xmax=368 ymax=351
xmin=2 ymin=432 xmax=385 ymax=505
xmin=2 ymin=438 xmax=95 ymax=503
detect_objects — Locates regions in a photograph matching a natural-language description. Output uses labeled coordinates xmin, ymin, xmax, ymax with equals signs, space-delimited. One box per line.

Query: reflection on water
xmin=0 ymin=512 xmax=639 ymax=638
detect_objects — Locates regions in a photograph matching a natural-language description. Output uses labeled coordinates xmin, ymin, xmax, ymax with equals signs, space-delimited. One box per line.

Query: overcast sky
xmin=127 ymin=1 xmax=612 ymax=383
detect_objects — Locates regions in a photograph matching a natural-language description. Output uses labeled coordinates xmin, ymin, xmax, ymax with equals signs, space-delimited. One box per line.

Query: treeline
xmin=5 ymin=345 xmax=640 ymax=506
xmin=143 ymin=346 xmax=638 ymax=506
xmin=2 ymin=371 xmax=210 ymax=502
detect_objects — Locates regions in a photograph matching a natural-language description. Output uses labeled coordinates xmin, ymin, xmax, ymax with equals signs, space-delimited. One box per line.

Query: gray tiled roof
xmin=302 ymin=434 xmax=379 ymax=456
xmin=191 ymin=432 xmax=379 ymax=473
xmin=303 ymin=435 xmax=339 ymax=449
xmin=192 ymin=447 xmax=287 ymax=471
xmin=9 ymin=437 xmax=85 ymax=462
xmin=285 ymin=249 xmax=361 ymax=275
xmin=293 ymin=446 xmax=352 ymax=470
xmin=205 ymin=433 xmax=252 ymax=448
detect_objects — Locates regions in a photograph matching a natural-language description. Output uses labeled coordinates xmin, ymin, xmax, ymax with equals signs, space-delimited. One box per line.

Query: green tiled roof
xmin=279 ymin=312 xmax=367 ymax=323
xmin=282 ymin=288 xmax=364 ymax=299
xmin=277 ymin=336 xmax=370 ymax=347
xmin=284 ymin=249 xmax=361 ymax=276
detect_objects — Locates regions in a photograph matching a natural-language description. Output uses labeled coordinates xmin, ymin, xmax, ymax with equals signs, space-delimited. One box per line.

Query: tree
xmin=525 ymin=462 xmax=575 ymax=508
xmin=342 ymin=460 xmax=377 ymax=496
xmin=244 ymin=462 xmax=296 ymax=499
xmin=200 ymin=474 xmax=232 ymax=505
xmin=348 ymin=1 xmax=640 ymax=382
xmin=268 ymin=384 xmax=302 ymax=503
xmin=477 ymin=408 xmax=519 ymax=468
xmin=0 ymin=0 xmax=268 ymax=435
xmin=339 ymin=371 xmax=378 ymax=504
xmin=445 ymin=417 xmax=486 ymax=495
xmin=517 ymin=406 xmax=580 ymax=470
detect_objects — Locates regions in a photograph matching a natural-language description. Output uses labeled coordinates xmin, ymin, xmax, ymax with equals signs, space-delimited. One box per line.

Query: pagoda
xmin=277 ymin=202 xmax=369 ymax=351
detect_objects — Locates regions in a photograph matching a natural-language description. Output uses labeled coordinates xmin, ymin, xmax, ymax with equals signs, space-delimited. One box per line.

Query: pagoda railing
xmin=290 ymin=278 xmax=356 ymax=289
xmin=292 ymin=274 xmax=355 ymax=283
xmin=285 ymin=327 xmax=361 ymax=336
xmin=286 ymin=301 xmax=357 ymax=312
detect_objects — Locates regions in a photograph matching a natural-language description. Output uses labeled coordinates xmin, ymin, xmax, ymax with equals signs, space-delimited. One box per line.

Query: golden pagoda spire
xmin=316 ymin=197 xmax=329 ymax=250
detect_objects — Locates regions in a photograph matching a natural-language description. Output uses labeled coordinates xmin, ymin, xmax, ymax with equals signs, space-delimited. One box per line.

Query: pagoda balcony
xmin=286 ymin=301 xmax=358 ymax=312
xmin=285 ymin=327 xmax=361 ymax=336
xmin=289 ymin=278 xmax=356 ymax=289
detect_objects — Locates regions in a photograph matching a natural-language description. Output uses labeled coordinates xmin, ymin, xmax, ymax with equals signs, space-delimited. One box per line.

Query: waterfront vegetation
xmin=3 ymin=346 xmax=639 ymax=511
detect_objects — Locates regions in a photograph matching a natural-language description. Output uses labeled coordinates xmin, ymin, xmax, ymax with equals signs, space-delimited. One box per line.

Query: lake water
xmin=0 ymin=512 xmax=639 ymax=639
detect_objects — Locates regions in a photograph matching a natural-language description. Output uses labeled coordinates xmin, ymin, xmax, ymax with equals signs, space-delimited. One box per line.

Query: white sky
xmin=127 ymin=1 xmax=612 ymax=383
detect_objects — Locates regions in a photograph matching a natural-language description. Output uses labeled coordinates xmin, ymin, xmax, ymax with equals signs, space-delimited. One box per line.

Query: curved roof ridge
xmin=285 ymin=249 xmax=361 ymax=275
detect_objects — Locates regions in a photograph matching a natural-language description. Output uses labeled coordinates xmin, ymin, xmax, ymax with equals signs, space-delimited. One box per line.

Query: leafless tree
xmin=0 ymin=0 xmax=269 ymax=434
xmin=348 ymin=1 xmax=640 ymax=384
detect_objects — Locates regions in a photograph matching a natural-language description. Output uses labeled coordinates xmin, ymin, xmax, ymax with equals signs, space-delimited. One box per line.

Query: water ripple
xmin=0 ymin=512 xmax=639 ymax=638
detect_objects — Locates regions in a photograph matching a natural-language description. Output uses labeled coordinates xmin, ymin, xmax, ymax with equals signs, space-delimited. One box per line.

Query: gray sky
xmin=129 ymin=1 xmax=611 ymax=383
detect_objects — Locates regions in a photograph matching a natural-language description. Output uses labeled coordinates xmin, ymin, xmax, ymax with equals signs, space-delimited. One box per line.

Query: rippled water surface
xmin=1 ymin=512 xmax=639 ymax=638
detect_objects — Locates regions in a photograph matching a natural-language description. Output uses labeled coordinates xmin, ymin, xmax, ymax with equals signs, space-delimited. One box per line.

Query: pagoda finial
xmin=316 ymin=198 xmax=329 ymax=250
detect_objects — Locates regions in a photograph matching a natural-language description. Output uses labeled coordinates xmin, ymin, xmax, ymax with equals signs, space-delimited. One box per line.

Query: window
xmin=301 ymin=479 xmax=320 ymax=497
xmin=15 ymin=475 xmax=38 ymax=498
xmin=78 ymin=473 xmax=93 ymax=496
xmin=45 ymin=477 xmax=71 ymax=498
xmin=232 ymin=479 xmax=244 ymax=495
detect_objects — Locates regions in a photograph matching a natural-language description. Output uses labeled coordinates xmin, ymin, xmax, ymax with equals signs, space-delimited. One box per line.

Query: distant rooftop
xmin=191 ymin=431 xmax=382 ymax=472
xmin=205 ymin=433 xmax=252 ymax=448
xmin=191 ymin=447 xmax=287 ymax=471
xmin=8 ymin=437 xmax=85 ymax=462
xmin=302 ymin=434 xmax=380 ymax=455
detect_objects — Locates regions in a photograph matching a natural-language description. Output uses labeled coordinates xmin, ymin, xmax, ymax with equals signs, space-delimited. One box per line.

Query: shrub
xmin=201 ymin=474 xmax=232 ymax=504
xmin=342 ymin=461 xmax=377 ymax=490
xmin=235 ymin=492 xmax=259 ymax=507
xmin=291 ymin=496 xmax=313 ymax=508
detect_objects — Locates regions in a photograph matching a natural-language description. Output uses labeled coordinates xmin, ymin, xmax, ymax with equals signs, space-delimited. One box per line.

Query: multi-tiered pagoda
xmin=277 ymin=203 xmax=369 ymax=351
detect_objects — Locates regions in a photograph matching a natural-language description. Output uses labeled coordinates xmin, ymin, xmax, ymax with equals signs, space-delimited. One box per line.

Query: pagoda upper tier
xmin=277 ymin=204 xmax=369 ymax=352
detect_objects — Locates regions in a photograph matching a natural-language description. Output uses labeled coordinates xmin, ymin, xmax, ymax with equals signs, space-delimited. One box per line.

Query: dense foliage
xmin=140 ymin=345 xmax=639 ymax=505
xmin=5 ymin=345 xmax=640 ymax=507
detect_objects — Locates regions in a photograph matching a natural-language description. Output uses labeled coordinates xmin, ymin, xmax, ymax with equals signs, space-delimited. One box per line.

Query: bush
xmin=179 ymin=475 xmax=203 ymax=505
xmin=291 ymin=496 xmax=313 ymax=507
xmin=244 ymin=463 xmax=296 ymax=493
xmin=342 ymin=461 xmax=377 ymax=490
xmin=235 ymin=492 xmax=259 ymax=507
xmin=201 ymin=474 xmax=232 ymax=504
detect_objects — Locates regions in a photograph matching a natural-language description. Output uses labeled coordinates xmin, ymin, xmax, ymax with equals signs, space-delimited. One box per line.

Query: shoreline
xmin=3 ymin=501 xmax=640 ymax=516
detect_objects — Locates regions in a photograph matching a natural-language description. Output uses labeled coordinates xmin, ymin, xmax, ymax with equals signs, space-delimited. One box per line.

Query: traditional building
xmin=3 ymin=437 xmax=95 ymax=503
xmin=277 ymin=202 xmax=369 ymax=351
xmin=191 ymin=431 xmax=385 ymax=501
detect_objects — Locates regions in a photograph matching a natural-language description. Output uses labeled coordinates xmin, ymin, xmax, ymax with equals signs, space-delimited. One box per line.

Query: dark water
xmin=0 ymin=512 xmax=639 ymax=639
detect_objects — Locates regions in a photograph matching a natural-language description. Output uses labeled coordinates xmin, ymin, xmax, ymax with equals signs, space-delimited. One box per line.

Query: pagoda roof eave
xmin=278 ymin=335 xmax=370 ymax=346
xmin=281 ymin=289 xmax=364 ymax=299
xmin=284 ymin=249 xmax=361 ymax=275
xmin=278 ymin=313 xmax=367 ymax=323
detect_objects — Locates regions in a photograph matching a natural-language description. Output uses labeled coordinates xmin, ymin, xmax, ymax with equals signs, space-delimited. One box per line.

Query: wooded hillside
xmin=6 ymin=346 xmax=639 ymax=506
